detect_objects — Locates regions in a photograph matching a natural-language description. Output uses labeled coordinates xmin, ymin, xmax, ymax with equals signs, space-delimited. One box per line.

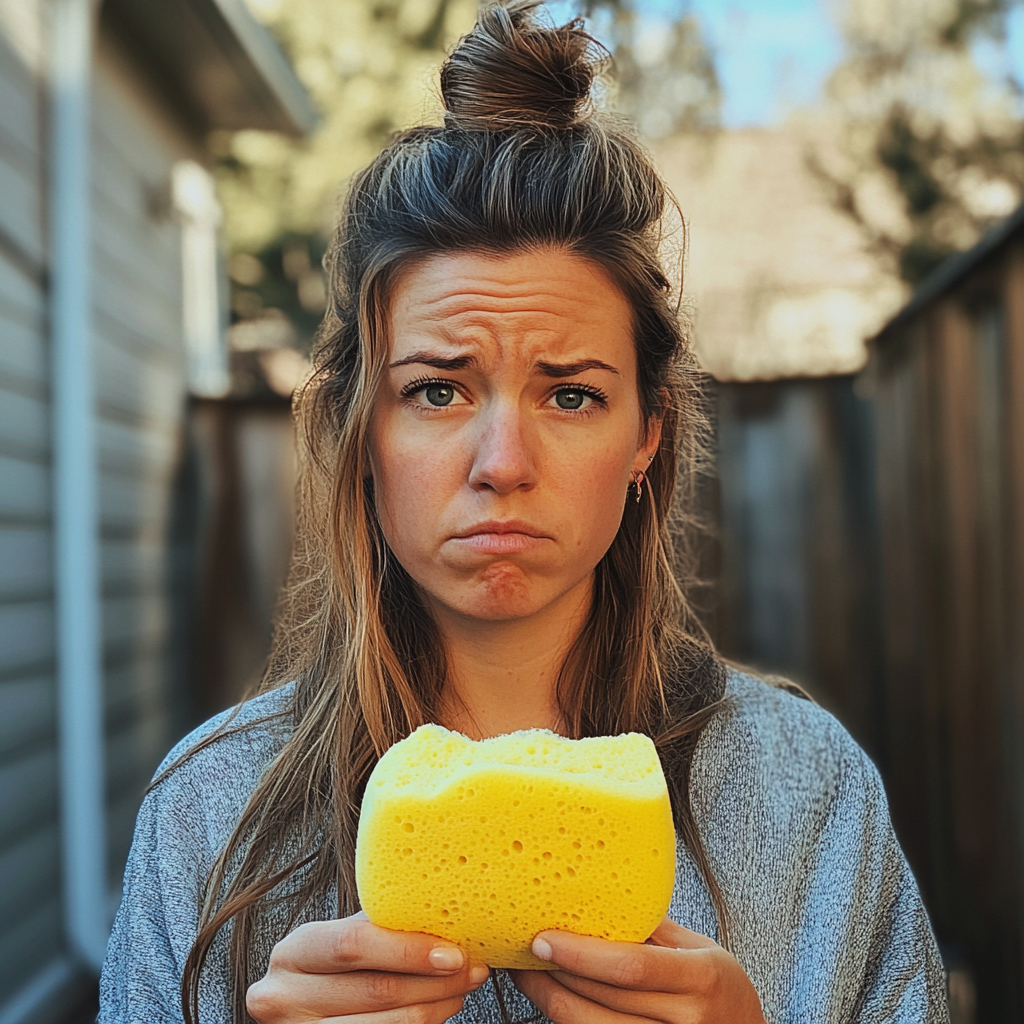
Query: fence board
xmin=873 ymin=249 xmax=1024 ymax=1017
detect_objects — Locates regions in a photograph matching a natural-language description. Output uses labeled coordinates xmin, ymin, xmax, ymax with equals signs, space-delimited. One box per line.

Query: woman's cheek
xmin=567 ymin=445 xmax=633 ymax=542
xmin=374 ymin=436 xmax=459 ymax=557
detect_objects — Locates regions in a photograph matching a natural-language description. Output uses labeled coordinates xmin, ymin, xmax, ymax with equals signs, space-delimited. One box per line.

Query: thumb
xmin=647 ymin=915 xmax=719 ymax=950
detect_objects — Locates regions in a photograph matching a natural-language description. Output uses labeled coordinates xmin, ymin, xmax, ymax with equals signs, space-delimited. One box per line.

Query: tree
xmin=215 ymin=0 xmax=479 ymax=372
xmin=218 ymin=0 xmax=719 ymax=375
xmin=587 ymin=1 xmax=720 ymax=139
xmin=812 ymin=0 xmax=1024 ymax=284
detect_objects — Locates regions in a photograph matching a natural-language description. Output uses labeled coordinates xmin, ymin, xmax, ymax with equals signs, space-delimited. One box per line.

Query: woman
xmin=100 ymin=3 xmax=949 ymax=1022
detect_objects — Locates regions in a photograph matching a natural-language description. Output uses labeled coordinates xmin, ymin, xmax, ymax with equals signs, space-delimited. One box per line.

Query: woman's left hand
xmin=509 ymin=916 xmax=767 ymax=1024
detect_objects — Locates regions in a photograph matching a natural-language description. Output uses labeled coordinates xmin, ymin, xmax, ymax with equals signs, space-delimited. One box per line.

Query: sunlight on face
xmin=366 ymin=248 xmax=659 ymax=625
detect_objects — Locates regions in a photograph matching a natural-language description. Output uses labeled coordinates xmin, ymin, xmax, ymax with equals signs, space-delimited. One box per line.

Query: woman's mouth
xmin=449 ymin=521 xmax=550 ymax=555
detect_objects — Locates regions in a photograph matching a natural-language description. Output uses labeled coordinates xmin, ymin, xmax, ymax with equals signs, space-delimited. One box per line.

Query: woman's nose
xmin=467 ymin=403 xmax=537 ymax=494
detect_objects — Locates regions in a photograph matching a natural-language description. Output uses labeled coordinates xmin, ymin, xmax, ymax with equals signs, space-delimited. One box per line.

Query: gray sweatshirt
xmin=99 ymin=670 xmax=950 ymax=1023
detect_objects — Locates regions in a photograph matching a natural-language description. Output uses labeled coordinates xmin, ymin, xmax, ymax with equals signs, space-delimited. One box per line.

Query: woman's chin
xmin=457 ymin=584 xmax=543 ymax=622
xmin=425 ymin=565 xmax=556 ymax=623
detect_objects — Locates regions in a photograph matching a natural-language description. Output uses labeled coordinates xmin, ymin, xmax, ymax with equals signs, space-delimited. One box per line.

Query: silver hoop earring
xmin=630 ymin=470 xmax=645 ymax=503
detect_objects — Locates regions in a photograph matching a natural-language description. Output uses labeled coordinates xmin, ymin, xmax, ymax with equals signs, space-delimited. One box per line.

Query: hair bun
xmin=440 ymin=0 xmax=604 ymax=132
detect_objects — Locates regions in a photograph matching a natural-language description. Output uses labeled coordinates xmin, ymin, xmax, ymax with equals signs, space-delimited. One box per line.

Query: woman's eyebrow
xmin=389 ymin=352 xmax=475 ymax=370
xmin=388 ymin=354 xmax=620 ymax=376
xmin=535 ymin=359 xmax=620 ymax=377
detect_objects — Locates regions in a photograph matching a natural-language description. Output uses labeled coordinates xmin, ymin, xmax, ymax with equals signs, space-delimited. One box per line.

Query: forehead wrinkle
xmin=420 ymin=293 xmax=605 ymax=325
xmin=395 ymin=306 xmax=632 ymax=373
xmin=398 ymin=308 xmax=589 ymax=355
xmin=391 ymin=255 xmax=635 ymax=368
xmin=405 ymin=271 xmax=614 ymax=316
xmin=405 ymin=309 xmax=606 ymax=367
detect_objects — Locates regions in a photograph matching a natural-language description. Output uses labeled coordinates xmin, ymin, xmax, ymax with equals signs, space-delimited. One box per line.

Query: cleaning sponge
xmin=355 ymin=724 xmax=676 ymax=969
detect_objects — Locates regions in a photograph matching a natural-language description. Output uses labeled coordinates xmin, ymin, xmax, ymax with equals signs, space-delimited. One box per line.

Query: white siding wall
xmin=0 ymin=10 xmax=65 ymax=1002
xmin=0 ymin=14 xmax=198 ymax=1014
xmin=90 ymin=39 xmax=192 ymax=894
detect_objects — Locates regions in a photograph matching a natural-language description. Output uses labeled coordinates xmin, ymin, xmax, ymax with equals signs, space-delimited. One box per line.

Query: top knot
xmin=440 ymin=0 xmax=605 ymax=132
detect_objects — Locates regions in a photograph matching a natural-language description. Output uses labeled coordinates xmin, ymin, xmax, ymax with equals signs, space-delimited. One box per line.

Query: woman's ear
xmin=633 ymin=394 xmax=667 ymax=473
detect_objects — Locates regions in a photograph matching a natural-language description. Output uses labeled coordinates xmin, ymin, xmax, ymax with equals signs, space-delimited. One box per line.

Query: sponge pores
xmin=355 ymin=724 xmax=675 ymax=969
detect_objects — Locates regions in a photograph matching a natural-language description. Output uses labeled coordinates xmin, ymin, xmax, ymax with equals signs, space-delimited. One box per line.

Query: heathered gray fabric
xmin=100 ymin=670 xmax=950 ymax=1023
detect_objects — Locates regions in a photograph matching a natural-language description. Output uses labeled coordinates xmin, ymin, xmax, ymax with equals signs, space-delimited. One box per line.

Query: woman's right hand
xmin=246 ymin=912 xmax=489 ymax=1023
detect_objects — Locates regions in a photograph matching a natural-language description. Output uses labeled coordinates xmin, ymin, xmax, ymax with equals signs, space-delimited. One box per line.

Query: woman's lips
xmin=450 ymin=532 xmax=547 ymax=555
xmin=448 ymin=521 xmax=550 ymax=556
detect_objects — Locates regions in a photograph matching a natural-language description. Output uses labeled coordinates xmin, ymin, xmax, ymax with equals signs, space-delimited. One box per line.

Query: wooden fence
xmin=711 ymin=215 xmax=1024 ymax=1022
xmin=869 ymin=233 xmax=1024 ymax=1023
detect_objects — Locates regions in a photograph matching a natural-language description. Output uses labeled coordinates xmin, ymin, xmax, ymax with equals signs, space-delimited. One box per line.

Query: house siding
xmin=0 ymin=12 xmax=196 ymax=1013
xmin=0 ymin=7 xmax=62 ymax=1006
xmin=90 ymin=38 xmax=193 ymax=896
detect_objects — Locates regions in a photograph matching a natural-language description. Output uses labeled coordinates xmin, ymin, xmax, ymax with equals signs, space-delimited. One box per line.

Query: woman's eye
xmin=552 ymin=389 xmax=593 ymax=411
xmin=423 ymin=384 xmax=456 ymax=407
xmin=403 ymin=380 xmax=466 ymax=408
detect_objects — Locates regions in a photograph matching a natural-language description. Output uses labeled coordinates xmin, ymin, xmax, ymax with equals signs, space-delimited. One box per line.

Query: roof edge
xmin=208 ymin=0 xmax=318 ymax=136
xmin=875 ymin=200 xmax=1024 ymax=342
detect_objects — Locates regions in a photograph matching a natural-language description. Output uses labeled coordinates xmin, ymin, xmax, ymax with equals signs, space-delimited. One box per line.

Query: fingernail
xmin=470 ymin=964 xmax=490 ymax=986
xmin=532 ymin=936 xmax=553 ymax=961
xmin=429 ymin=946 xmax=464 ymax=971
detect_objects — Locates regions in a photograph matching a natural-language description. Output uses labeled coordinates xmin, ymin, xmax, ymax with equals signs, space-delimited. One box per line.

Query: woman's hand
xmin=246 ymin=912 xmax=489 ymax=1023
xmin=509 ymin=917 xmax=766 ymax=1024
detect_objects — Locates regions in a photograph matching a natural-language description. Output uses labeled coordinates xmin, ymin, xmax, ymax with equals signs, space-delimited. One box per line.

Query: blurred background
xmin=2 ymin=0 xmax=1024 ymax=1020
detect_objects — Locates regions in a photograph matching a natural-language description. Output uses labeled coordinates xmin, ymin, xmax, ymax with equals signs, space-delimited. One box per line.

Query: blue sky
xmin=550 ymin=0 xmax=1024 ymax=128
xmin=656 ymin=0 xmax=841 ymax=126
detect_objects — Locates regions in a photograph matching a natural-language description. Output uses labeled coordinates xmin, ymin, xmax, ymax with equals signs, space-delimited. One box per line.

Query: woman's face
xmin=366 ymin=248 xmax=660 ymax=625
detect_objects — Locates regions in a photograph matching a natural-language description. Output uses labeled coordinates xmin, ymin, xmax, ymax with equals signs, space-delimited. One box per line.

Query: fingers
xmin=530 ymin=928 xmax=722 ymax=994
xmin=248 ymin=916 xmax=491 ymax=1023
xmin=316 ymin=994 xmax=470 ymax=1024
xmin=337 ymin=969 xmax=488 ymax=1013
xmin=247 ymin=963 xmax=487 ymax=1022
xmin=269 ymin=915 xmax=470 ymax=976
xmin=518 ymin=921 xmax=767 ymax=1024
xmin=511 ymin=970 xmax=656 ymax=1024
xmin=259 ymin=965 xmax=488 ymax=1015
xmin=544 ymin=971 xmax=693 ymax=1021
xmin=646 ymin=918 xmax=718 ymax=952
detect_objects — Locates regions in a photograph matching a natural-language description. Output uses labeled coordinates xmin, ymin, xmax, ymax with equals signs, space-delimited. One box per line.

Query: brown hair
xmin=181 ymin=3 xmax=730 ymax=1020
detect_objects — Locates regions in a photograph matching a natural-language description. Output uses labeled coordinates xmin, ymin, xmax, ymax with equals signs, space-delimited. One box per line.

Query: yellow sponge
xmin=355 ymin=725 xmax=675 ymax=969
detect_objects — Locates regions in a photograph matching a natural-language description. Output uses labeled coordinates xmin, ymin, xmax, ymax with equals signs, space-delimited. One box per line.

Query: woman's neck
xmin=425 ymin=576 xmax=592 ymax=740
